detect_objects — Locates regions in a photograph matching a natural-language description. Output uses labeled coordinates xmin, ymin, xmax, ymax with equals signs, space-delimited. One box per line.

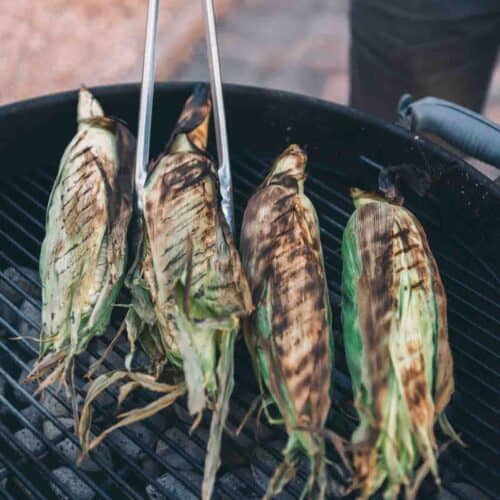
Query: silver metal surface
xmin=201 ymin=0 xmax=235 ymax=236
xmin=135 ymin=0 xmax=160 ymax=212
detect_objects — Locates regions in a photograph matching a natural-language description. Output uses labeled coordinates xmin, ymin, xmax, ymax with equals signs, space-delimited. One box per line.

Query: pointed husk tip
xmin=77 ymin=86 xmax=104 ymax=124
xmin=168 ymin=84 xmax=212 ymax=153
xmin=262 ymin=144 xmax=307 ymax=187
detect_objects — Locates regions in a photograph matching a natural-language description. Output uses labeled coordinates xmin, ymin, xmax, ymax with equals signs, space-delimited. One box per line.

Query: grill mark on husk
xmin=356 ymin=202 xmax=394 ymax=422
xmin=144 ymin=148 xmax=246 ymax=318
xmin=68 ymin=145 xmax=92 ymax=163
xmin=60 ymin=156 xmax=97 ymax=184
xmin=410 ymin=214 xmax=453 ymax=414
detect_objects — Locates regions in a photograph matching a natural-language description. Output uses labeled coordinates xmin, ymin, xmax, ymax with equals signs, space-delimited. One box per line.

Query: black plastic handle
xmin=398 ymin=95 xmax=500 ymax=168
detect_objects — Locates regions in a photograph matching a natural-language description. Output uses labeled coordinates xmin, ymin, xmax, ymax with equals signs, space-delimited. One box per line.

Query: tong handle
xmin=398 ymin=95 xmax=500 ymax=169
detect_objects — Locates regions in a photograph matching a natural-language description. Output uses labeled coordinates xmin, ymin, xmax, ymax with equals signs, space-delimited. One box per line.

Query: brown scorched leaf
xmin=240 ymin=145 xmax=336 ymax=500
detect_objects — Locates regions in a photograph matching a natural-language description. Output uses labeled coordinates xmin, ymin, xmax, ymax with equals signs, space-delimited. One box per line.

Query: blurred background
xmin=2 ymin=0 xmax=500 ymax=124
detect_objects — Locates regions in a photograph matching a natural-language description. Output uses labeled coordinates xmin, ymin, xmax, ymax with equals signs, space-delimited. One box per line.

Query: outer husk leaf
xmin=240 ymin=145 xmax=335 ymax=500
xmin=30 ymin=88 xmax=135 ymax=402
xmin=341 ymin=188 xmax=459 ymax=499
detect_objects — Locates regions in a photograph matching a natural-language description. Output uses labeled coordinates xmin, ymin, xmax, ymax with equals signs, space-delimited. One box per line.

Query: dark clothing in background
xmin=349 ymin=0 xmax=500 ymax=121
xmin=354 ymin=0 xmax=500 ymax=20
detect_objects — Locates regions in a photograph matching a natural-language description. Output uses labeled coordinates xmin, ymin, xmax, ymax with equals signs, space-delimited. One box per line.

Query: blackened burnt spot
xmin=311 ymin=364 xmax=329 ymax=391
xmin=275 ymin=193 xmax=295 ymax=211
xmin=206 ymin=281 xmax=233 ymax=292
xmin=55 ymin=243 xmax=78 ymax=260
xmin=274 ymin=226 xmax=294 ymax=240
xmin=372 ymin=274 xmax=389 ymax=297
xmin=69 ymin=145 xmax=92 ymax=163
xmin=303 ymin=279 xmax=319 ymax=295
xmin=374 ymin=292 xmax=395 ymax=321
xmin=411 ymin=279 xmax=425 ymax=290
xmin=283 ymin=244 xmax=305 ymax=265
xmin=392 ymin=246 xmax=410 ymax=257
xmin=313 ymin=338 xmax=327 ymax=360
xmin=380 ymin=244 xmax=393 ymax=272
xmin=314 ymin=293 xmax=326 ymax=312
xmin=172 ymin=172 xmax=205 ymax=196
xmin=274 ymin=342 xmax=286 ymax=357
xmin=163 ymin=251 xmax=185 ymax=271
xmin=271 ymin=207 xmax=295 ymax=225
xmin=293 ymin=373 xmax=312 ymax=395
xmin=414 ymin=380 xmax=427 ymax=402
xmin=282 ymin=365 xmax=294 ymax=378
xmin=71 ymin=131 xmax=87 ymax=151
xmin=405 ymin=261 xmax=422 ymax=271
xmin=305 ymin=261 xmax=316 ymax=276
xmin=391 ymin=228 xmax=410 ymax=239
xmin=273 ymin=314 xmax=290 ymax=334
xmin=259 ymin=241 xmax=277 ymax=261
xmin=294 ymin=354 xmax=310 ymax=375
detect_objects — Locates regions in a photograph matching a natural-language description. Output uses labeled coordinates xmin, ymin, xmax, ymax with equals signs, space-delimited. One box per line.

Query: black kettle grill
xmin=0 ymin=83 xmax=498 ymax=499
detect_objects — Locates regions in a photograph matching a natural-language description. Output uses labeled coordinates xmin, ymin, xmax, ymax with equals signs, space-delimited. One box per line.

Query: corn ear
xmin=29 ymin=88 xmax=135 ymax=400
xmin=240 ymin=145 xmax=334 ymax=500
xmin=80 ymin=85 xmax=253 ymax=500
xmin=341 ymin=188 xmax=458 ymax=499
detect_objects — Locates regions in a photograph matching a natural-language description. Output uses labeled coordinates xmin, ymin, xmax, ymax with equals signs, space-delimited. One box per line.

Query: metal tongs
xmin=134 ymin=0 xmax=235 ymax=236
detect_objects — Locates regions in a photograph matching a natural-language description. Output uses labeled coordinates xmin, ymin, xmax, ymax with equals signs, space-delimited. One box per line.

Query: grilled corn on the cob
xmin=29 ymin=88 xmax=135 ymax=401
xmin=79 ymin=85 xmax=253 ymax=500
xmin=342 ymin=187 xmax=458 ymax=499
xmin=240 ymin=145 xmax=333 ymax=500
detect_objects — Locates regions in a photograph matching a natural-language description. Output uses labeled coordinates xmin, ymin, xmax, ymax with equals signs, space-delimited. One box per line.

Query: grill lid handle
xmin=398 ymin=94 xmax=500 ymax=169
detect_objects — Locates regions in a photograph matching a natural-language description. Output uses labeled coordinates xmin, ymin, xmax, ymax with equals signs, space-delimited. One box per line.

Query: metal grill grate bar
xmin=3 ymin=172 xmax=499 ymax=412
xmin=0 ymin=447 xmax=46 ymax=500
xmin=23 ymin=171 xmax=500 ymax=339
xmin=0 ymin=177 xmax=342 ymax=496
xmin=0 ymin=334 xmax=148 ymax=499
xmin=0 ymin=397 xmax=111 ymax=500
xmin=0 ymin=311 xmax=229 ymax=500
xmin=0 ymin=146 xmax=497 ymax=499
xmin=0 ymin=258 xmax=284 ymax=499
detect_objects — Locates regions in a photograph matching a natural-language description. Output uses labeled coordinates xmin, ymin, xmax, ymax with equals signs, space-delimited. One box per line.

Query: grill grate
xmin=0 ymin=142 xmax=497 ymax=499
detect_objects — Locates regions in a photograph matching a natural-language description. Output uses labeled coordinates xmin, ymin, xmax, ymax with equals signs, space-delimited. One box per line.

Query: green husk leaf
xmin=202 ymin=329 xmax=236 ymax=500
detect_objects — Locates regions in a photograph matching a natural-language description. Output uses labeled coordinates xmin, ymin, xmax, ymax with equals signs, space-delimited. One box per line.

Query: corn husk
xmin=29 ymin=88 xmax=135 ymax=403
xmin=341 ymin=188 xmax=459 ymax=499
xmin=240 ymin=145 xmax=335 ymax=500
xmin=79 ymin=85 xmax=253 ymax=500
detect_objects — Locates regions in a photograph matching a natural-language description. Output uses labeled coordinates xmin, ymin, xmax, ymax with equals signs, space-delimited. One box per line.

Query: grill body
xmin=0 ymin=83 xmax=498 ymax=499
